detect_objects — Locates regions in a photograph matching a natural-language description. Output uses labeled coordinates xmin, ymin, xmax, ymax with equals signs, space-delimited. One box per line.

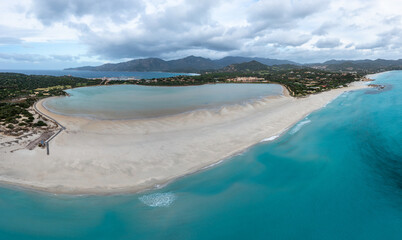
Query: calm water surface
xmin=0 ymin=71 xmax=401 ymax=239
xmin=43 ymin=84 xmax=283 ymax=119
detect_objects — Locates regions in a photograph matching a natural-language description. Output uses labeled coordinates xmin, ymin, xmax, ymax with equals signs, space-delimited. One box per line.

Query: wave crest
xmin=261 ymin=135 xmax=280 ymax=142
xmin=289 ymin=119 xmax=311 ymax=135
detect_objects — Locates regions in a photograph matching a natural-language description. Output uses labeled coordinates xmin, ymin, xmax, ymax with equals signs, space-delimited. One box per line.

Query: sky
xmin=0 ymin=0 xmax=401 ymax=69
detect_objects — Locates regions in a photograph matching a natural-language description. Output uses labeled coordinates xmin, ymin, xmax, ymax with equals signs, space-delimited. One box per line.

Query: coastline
xmin=0 ymin=81 xmax=369 ymax=195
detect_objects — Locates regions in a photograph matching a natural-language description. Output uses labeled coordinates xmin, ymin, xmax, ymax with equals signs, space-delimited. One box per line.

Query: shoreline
xmin=40 ymin=83 xmax=287 ymax=122
xmin=0 ymin=80 xmax=370 ymax=195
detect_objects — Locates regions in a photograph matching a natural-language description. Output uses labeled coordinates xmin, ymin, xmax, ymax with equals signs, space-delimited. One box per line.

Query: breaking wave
xmin=261 ymin=135 xmax=280 ymax=142
xmin=289 ymin=119 xmax=311 ymax=135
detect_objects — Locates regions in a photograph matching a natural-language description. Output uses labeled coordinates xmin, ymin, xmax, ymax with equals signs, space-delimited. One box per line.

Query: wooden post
xmin=46 ymin=142 xmax=49 ymax=155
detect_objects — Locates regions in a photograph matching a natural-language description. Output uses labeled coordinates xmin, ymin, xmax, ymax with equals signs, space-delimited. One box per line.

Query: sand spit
xmin=0 ymin=82 xmax=368 ymax=194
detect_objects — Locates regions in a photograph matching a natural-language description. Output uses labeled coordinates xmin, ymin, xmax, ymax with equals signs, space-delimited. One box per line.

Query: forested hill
xmin=66 ymin=56 xmax=298 ymax=73
xmin=308 ymin=59 xmax=402 ymax=73
xmin=66 ymin=56 xmax=402 ymax=74
xmin=220 ymin=61 xmax=270 ymax=72
xmin=0 ymin=73 xmax=101 ymax=101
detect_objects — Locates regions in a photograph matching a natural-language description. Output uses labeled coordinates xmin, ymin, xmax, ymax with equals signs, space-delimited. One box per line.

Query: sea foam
xmin=260 ymin=135 xmax=280 ymax=142
xmin=202 ymin=160 xmax=224 ymax=170
xmin=289 ymin=119 xmax=311 ymax=135
xmin=139 ymin=192 xmax=177 ymax=207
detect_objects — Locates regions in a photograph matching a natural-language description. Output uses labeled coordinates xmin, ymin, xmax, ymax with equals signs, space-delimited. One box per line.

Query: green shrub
xmin=5 ymin=118 xmax=18 ymax=124
xmin=34 ymin=120 xmax=47 ymax=127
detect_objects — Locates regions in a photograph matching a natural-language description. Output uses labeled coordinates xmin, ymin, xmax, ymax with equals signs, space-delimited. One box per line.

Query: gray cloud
xmin=139 ymin=0 xmax=218 ymax=32
xmin=356 ymin=28 xmax=402 ymax=50
xmin=378 ymin=28 xmax=402 ymax=48
xmin=355 ymin=40 xmax=386 ymax=50
xmin=79 ymin=0 xmax=238 ymax=59
xmin=382 ymin=15 xmax=401 ymax=25
xmin=315 ymin=38 xmax=342 ymax=48
xmin=85 ymin=27 xmax=242 ymax=59
xmin=30 ymin=0 xmax=144 ymax=25
xmin=345 ymin=43 xmax=354 ymax=48
xmin=273 ymin=35 xmax=311 ymax=47
xmin=1 ymin=0 xmax=398 ymax=66
xmin=312 ymin=22 xmax=338 ymax=36
xmin=248 ymin=0 xmax=331 ymax=31
xmin=30 ymin=0 xmax=326 ymax=60
xmin=76 ymin=0 xmax=325 ymax=60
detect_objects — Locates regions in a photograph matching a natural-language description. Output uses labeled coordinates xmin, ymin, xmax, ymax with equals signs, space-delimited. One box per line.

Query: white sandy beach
xmin=0 ymin=82 xmax=368 ymax=194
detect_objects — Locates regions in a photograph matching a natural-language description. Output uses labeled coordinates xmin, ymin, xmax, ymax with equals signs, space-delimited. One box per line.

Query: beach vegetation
xmin=0 ymin=73 xmax=103 ymax=133
xmin=34 ymin=120 xmax=47 ymax=127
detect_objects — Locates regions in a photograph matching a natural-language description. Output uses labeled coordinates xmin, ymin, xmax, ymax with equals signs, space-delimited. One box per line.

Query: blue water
xmin=0 ymin=71 xmax=401 ymax=239
xmin=43 ymin=84 xmax=283 ymax=119
xmin=0 ymin=69 xmax=196 ymax=79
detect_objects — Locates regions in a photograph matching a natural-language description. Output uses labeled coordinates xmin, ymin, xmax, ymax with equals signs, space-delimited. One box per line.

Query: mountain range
xmin=309 ymin=59 xmax=402 ymax=73
xmin=65 ymin=56 xmax=298 ymax=73
xmin=66 ymin=56 xmax=402 ymax=73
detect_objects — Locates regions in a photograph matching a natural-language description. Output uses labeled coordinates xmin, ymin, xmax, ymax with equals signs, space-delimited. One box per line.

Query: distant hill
xmin=67 ymin=56 xmax=402 ymax=74
xmin=214 ymin=56 xmax=297 ymax=68
xmin=66 ymin=56 xmax=299 ymax=73
xmin=309 ymin=59 xmax=402 ymax=73
xmin=68 ymin=58 xmax=170 ymax=72
xmin=221 ymin=60 xmax=270 ymax=72
xmin=164 ymin=56 xmax=217 ymax=72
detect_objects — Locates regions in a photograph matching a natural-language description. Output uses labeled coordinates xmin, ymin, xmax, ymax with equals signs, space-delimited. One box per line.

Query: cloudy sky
xmin=1 ymin=0 xmax=401 ymax=69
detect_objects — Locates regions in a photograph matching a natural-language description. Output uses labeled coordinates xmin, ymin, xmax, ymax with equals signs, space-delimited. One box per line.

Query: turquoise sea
xmin=43 ymin=84 xmax=283 ymax=119
xmin=0 ymin=71 xmax=401 ymax=239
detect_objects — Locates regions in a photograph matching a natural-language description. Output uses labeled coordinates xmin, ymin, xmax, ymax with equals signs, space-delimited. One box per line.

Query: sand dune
xmin=0 ymin=82 xmax=368 ymax=194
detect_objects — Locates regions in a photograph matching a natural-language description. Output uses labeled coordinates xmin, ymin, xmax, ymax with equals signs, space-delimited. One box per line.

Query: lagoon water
xmin=43 ymin=84 xmax=283 ymax=119
xmin=1 ymin=71 xmax=401 ymax=239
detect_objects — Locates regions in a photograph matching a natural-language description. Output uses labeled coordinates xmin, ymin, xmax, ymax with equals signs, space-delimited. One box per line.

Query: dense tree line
xmin=129 ymin=67 xmax=361 ymax=96
xmin=0 ymin=73 xmax=102 ymax=131
xmin=0 ymin=73 xmax=102 ymax=101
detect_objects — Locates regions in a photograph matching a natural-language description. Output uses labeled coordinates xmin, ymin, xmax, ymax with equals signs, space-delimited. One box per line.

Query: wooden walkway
xmin=26 ymin=131 xmax=54 ymax=150
xmin=33 ymin=101 xmax=66 ymax=155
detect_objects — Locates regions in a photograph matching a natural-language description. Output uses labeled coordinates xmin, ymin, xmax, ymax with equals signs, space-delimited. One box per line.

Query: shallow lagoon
xmin=44 ymin=84 xmax=283 ymax=119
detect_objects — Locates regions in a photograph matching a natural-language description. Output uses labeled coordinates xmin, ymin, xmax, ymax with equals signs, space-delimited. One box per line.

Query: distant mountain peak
xmin=65 ymin=56 xmax=300 ymax=72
